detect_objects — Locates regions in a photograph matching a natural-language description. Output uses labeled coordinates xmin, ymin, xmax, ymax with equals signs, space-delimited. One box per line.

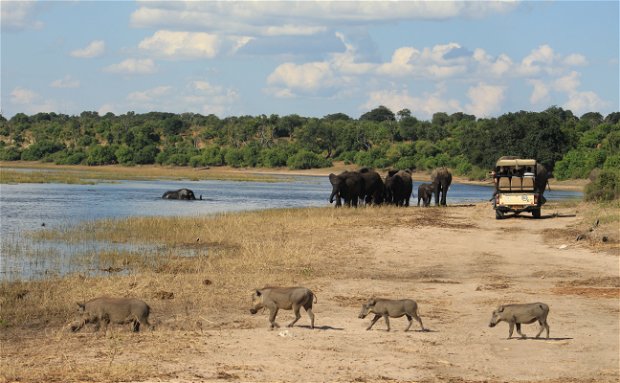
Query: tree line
xmin=0 ymin=106 xmax=618 ymax=183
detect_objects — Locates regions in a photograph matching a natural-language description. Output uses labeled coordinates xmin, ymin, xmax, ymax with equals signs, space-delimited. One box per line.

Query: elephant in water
xmin=431 ymin=167 xmax=452 ymax=206
xmin=162 ymin=188 xmax=200 ymax=200
xmin=384 ymin=169 xmax=413 ymax=206
xmin=329 ymin=171 xmax=364 ymax=207
xmin=417 ymin=183 xmax=434 ymax=207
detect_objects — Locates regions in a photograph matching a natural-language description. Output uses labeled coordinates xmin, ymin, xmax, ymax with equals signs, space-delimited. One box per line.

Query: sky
xmin=1 ymin=0 xmax=619 ymax=120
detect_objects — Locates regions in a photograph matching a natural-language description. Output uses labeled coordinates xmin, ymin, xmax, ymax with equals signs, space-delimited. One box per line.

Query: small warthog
xmin=249 ymin=286 xmax=316 ymax=329
xmin=358 ymin=298 xmax=425 ymax=332
xmin=489 ymin=302 xmax=550 ymax=339
xmin=72 ymin=297 xmax=152 ymax=333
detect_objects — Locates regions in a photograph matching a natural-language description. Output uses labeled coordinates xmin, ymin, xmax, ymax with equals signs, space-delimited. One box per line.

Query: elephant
xmin=384 ymin=169 xmax=413 ymax=206
xmin=162 ymin=188 xmax=199 ymax=200
xmin=358 ymin=168 xmax=385 ymax=205
xmin=417 ymin=183 xmax=434 ymax=207
xmin=329 ymin=171 xmax=364 ymax=208
xmin=431 ymin=167 xmax=452 ymax=206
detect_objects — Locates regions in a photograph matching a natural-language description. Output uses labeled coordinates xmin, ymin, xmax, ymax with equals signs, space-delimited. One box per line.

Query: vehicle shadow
xmin=503 ymin=213 xmax=576 ymax=220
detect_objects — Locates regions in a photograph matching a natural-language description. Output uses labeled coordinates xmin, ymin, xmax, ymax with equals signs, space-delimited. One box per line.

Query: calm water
xmin=0 ymin=176 xmax=581 ymax=280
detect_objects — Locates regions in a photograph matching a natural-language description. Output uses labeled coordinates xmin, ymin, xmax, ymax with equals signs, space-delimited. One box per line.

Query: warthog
xmin=489 ymin=302 xmax=550 ymax=339
xmin=358 ymin=298 xmax=425 ymax=332
xmin=249 ymin=286 xmax=316 ymax=329
xmin=72 ymin=297 xmax=152 ymax=333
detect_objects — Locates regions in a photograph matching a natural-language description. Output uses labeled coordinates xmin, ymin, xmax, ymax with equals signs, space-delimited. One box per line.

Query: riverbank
xmin=0 ymin=161 xmax=586 ymax=191
xmin=0 ymin=200 xmax=617 ymax=382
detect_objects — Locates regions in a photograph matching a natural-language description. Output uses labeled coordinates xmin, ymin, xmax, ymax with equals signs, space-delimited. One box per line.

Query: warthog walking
xmin=489 ymin=302 xmax=550 ymax=339
xmin=358 ymin=298 xmax=425 ymax=332
xmin=249 ymin=286 xmax=316 ymax=329
xmin=72 ymin=297 xmax=152 ymax=333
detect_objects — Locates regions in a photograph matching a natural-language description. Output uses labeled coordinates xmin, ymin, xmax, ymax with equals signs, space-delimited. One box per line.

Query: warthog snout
xmin=249 ymin=308 xmax=258 ymax=315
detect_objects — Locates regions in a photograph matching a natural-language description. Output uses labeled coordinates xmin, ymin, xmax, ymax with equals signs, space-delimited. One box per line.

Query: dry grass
xmin=0 ymin=162 xmax=284 ymax=184
xmin=542 ymin=200 xmax=620 ymax=254
xmin=0 ymin=206 xmax=448 ymax=382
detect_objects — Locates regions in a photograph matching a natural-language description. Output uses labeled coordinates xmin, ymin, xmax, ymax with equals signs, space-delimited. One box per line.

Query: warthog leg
xmin=269 ymin=308 xmax=280 ymax=329
xmin=536 ymin=320 xmax=550 ymax=338
xmin=507 ymin=322 xmax=514 ymax=339
xmin=306 ymin=308 xmax=315 ymax=329
xmin=366 ymin=314 xmax=381 ymax=330
xmin=288 ymin=304 xmax=302 ymax=328
xmin=515 ymin=323 xmax=526 ymax=338
xmin=383 ymin=315 xmax=390 ymax=332
xmin=413 ymin=313 xmax=425 ymax=331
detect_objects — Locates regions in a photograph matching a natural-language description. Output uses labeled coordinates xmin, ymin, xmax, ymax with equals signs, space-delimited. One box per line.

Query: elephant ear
xmin=329 ymin=173 xmax=338 ymax=184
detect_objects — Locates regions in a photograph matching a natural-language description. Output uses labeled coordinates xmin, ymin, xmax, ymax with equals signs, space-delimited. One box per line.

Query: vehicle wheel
xmin=532 ymin=208 xmax=541 ymax=219
xmin=495 ymin=210 xmax=504 ymax=220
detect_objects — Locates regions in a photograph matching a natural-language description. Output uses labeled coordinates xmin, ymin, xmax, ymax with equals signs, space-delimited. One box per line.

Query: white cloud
xmin=1 ymin=2 xmax=43 ymax=31
xmin=104 ymin=59 xmax=157 ymax=75
xmin=563 ymin=53 xmax=588 ymax=66
xmin=528 ymin=79 xmax=550 ymax=105
xmin=564 ymin=91 xmax=608 ymax=115
xmin=554 ymin=71 xmax=581 ymax=93
xmin=9 ymin=87 xmax=64 ymax=115
xmin=465 ymin=83 xmax=505 ymax=117
xmin=50 ymin=75 xmax=80 ymax=89
xmin=362 ymin=87 xmax=462 ymax=119
xmin=138 ymin=30 xmax=220 ymax=58
xmin=264 ymin=25 xmax=327 ymax=37
xmin=10 ymin=87 xmax=38 ymax=104
xmin=127 ymin=86 xmax=171 ymax=103
xmin=130 ymin=1 xmax=518 ymax=34
xmin=267 ymin=62 xmax=337 ymax=95
xmin=70 ymin=40 xmax=105 ymax=58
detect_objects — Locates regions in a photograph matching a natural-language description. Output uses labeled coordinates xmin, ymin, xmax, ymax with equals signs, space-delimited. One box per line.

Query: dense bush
xmin=585 ymin=169 xmax=620 ymax=201
xmin=287 ymin=150 xmax=332 ymax=169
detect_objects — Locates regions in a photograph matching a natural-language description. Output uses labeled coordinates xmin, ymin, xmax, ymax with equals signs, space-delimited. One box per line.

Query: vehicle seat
xmin=511 ymin=177 xmax=522 ymax=191
xmin=498 ymin=177 xmax=511 ymax=191
xmin=522 ymin=176 xmax=534 ymax=191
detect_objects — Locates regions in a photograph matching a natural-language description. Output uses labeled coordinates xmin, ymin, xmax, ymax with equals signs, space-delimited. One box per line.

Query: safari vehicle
xmin=492 ymin=157 xmax=547 ymax=219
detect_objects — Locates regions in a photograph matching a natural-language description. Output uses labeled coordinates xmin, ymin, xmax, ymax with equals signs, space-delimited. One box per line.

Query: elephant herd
xmin=329 ymin=167 xmax=453 ymax=208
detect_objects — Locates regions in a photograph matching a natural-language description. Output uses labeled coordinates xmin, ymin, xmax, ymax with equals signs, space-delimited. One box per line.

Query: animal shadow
xmin=525 ymin=336 xmax=573 ymax=341
xmin=297 ymin=325 xmax=344 ymax=331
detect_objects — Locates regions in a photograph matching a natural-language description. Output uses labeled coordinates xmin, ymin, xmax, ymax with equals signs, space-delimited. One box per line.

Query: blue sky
xmin=1 ymin=1 xmax=618 ymax=120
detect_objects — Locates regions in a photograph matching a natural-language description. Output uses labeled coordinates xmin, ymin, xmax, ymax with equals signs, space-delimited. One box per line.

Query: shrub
xmin=585 ymin=169 xmax=620 ymax=201
xmin=86 ymin=145 xmax=116 ymax=165
xmin=20 ymin=140 xmax=66 ymax=161
xmin=0 ymin=146 xmax=22 ymax=161
xmin=287 ymin=150 xmax=332 ymax=169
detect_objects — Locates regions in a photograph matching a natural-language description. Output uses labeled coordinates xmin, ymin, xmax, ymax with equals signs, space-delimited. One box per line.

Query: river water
xmin=0 ymin=175 xmax=581 ymax=280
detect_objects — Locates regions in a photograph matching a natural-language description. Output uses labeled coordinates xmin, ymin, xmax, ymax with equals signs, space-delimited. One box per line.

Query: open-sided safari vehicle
xmin=492 ymin=157 xmax=548 ymax=219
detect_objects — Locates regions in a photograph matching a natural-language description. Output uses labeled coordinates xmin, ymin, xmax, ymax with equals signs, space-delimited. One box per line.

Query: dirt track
xmin=2 ymin=203 xmax=619 ymax=382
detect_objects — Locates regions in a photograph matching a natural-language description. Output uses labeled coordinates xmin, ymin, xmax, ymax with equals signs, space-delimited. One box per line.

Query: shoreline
xmin=0 ymin=160 xmax=586 ymax=191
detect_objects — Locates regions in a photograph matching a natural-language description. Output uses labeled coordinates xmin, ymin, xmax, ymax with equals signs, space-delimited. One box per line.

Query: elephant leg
xmin=434 ymin=184 xmax=441 ymax=206
xmin=441 ymin=183 xmax=448 ymax=205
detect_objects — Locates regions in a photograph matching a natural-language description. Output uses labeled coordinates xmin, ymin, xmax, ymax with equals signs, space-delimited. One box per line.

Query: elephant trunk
xmin=329 ymin=189 xmax=338 ymax=203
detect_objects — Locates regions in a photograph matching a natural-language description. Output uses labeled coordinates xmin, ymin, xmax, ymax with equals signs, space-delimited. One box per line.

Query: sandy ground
xmin=2 ymin=203 xmax=618 ymax=382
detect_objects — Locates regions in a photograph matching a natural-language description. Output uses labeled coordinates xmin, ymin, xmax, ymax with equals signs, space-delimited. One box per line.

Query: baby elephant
xmin=73 ymin=297 xmax=152 ymax=333
xmin=358 ymin=298 xmax=425 ymax=332
xmin=250 ymin=286 xmax=316 ymax=329
xmin=489 ymin=302 xmax=550 ymax=339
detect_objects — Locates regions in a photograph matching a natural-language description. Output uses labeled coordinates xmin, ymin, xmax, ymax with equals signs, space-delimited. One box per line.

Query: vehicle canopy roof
xmin=495 ymin=158 xmax=537 ymax=168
